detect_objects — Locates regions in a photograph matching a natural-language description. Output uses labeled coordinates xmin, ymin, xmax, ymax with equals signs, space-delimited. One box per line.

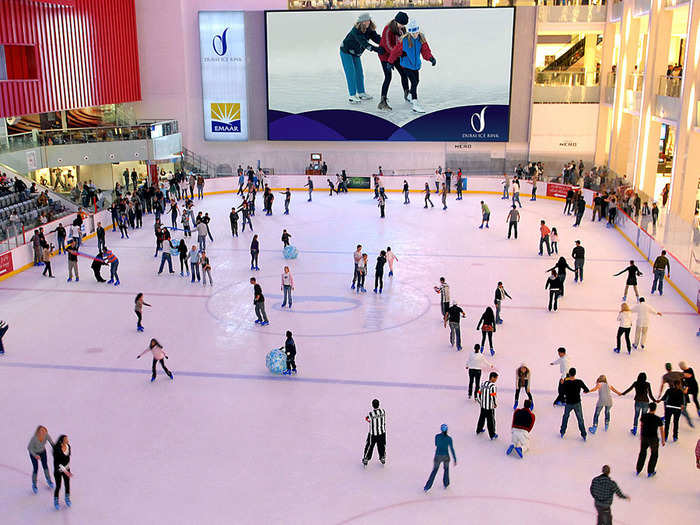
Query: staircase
xmin=182 ymin=147 xmax=215 ymax=178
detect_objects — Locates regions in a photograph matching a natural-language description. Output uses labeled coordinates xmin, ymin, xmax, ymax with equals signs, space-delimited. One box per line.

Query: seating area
xmin=0 ymin=192 xmax=66 ymax=242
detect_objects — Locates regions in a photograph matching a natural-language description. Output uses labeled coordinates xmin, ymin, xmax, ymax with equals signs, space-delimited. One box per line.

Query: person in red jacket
xmin=507 ymin=399 xmax=535 ymax=458
xmin=377 ymin=11 xmax=409 ymax=111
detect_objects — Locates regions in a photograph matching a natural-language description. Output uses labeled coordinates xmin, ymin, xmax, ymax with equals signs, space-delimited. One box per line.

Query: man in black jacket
xmin=96 ymin=222 xmax=106 ymax=253
xmin=572 ymin=240 xmax=585 ymax=282
xmin=282 ymin=330 xmax=296 ymax=375
xmin=636 ymin=402 xmax=665 ymax=476
xmin=559 ymin=368 xmax=590 ymax=440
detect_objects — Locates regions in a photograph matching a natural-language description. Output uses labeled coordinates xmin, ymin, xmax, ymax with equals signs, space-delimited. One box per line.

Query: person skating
xmin=96 ymin=221 xmax=105 ymax=253
xmin=512 ymin=178 xmax=522 ymax=208
xmin=281 ymin=266 xmax=294 ymax=308
xmin=157 ymin=238 xmax=175 ymax=275
xmin=250 ymin=277 xmax=269 ymax=325
xmin=52 ymin=435 xmax=73 ymax=510
xmin=280 ymin=187 xmax=291 ymax=215
xmin=402 ymin=180 xmax=410 ymax=204
xmin=423 ymin=182 xmax=434 ymax=208
xmin=538 ymin=220 xmax=551 ymax=256
xmin=434 ymin=277 xmax=450 ymax=319
xmin=476 ymin=372 xmax=499 ymax=440
xmin=466 ymin=344 xmax=492 ymax=400
xmin=572 ymin=194 xmax=586 ymax=227
xmin=41 ymin=241 xmax=54 ymax=278
xmin=545 ymin=270 xmax=562 ymax=311
xmin=651 ymin=250 xmax=670 ymax=295
xmin=304 ymin=176 xmax=313 ymax=201
xmin=590 ymin=465 xmax=629 ymax=525
xmin=506 ymin=205 xmax=520 ymax=239
xmin=513 ymin=364 xmax=533 ymax=410
xmin=660 ymin=380 xmax=686 ymax=442
xmin=546 ymin=256 xmax=574 ymax=297
xmin=440 ymin=183 xmax=447 ymax=210
xmin=102 ymin=245 xmax=120 ymax=286
xmin=613 ymin=260 xmax=643 ymax=302
xmin=423 ymin=424 xmax=456 ymax=491
xmin=443 ymin=302 xmax=465 ymax=350
xmin=620 ymin=372 xmax=656 ymax=435
xmin=373 ymin=250 xmax=386 ymax=293
xmin=137 ymin=338 xmax=173 ymax=382
xmin=134 ymin=293 xmax=151 ymax=332
xmin=340 ymin=13 xmax=383 ymax=104
xmin=250 ymin=234 xmax=260 ymax=271
xmin=377 ymin=12 xmax=408 ymax=111
xmin=588 ymin=375 xmax=622 ymax=434
xmin=351 ymin=244 xmax=363 ymax=290
xmin=362 ymin=399 xmax=386 ymax=466
xmin=356 ymin=253 xmax=368 ymax=294
xmin=550 ymin=347 xmax=570 ymax=406
xmin=507 ymin=400 xmax=535 ymax=458
xmin=631 ymin=297 xmax=661 ymax=350
xmin=572 ymin=240 xmax=585 ymax=282
xmin=281 ymin=229 xmax=291 ymax=247
xmin=239 ymin=200 xmax=253 ymax=231
xmin=494 ymin=282 xmax=511 ymax=324
xmin=386 ymin=247 xmax=398 ymax=276
xmin=27 ymin=425 xmax=54 ymax=494
xmin=387 ymin=18 xmax=436 ymax=114
xmin=201 ymin=251 xmax=213 ymax=286
xmin=378 ymin=190 xmax=386 ymax=218
xmin=66 ymin=240 xmax=79 ymax=282
xmin=559 ymin=368 xmax=590 ymax=441
xmin=476 ymin=307 xmax=496 ymax=355
xmin=502 ymin=173 xmax=510 ymax=200
xmin=188 ymin=245 xmax=201 ymax=283
xmin=282 ymin=330 xmax=297 ymax=375
xmin=479 ymin=201 xmax=490 ymax=228
xmin=680 ymin=361 xmax=700 ymax=417
xmin=613 ymin=303 xmax=633 ymax=354
xmin=636 ymin=402 xmax=665 ymax=477
xmin=229 ymin=207 xmax=239 ymax=237
xmin=550 ymin=227 xmax=559 ymax=254
xmin=91 ymin=251 xmax=107 ymax=282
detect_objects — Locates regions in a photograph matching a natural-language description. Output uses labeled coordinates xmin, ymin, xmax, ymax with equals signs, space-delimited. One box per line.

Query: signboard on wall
xmin=198 ymin=11 xmax=248 ymax=141
xmin=0 ymin=252 xmax=13 ymax=277
xmin=546 ymin=182 xmax=579 ymax=199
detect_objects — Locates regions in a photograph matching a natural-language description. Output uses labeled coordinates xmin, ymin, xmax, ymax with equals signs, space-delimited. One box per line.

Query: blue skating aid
xmin=265 ymin=348 xmax=287 ymax=375
xmin=283 ymin=245 xmax=299 ymax=259
xmin=169 ymin=240 xmax=180 ymax=256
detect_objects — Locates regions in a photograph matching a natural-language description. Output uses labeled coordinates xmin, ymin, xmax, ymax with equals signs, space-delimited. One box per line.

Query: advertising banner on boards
xmin=199 ymin=11 xmax=249 ymax=141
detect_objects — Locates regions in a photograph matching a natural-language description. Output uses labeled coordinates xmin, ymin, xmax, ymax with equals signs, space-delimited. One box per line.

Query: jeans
xmin=448 ymin=321 xmax=461 ymax=348
xmin=512 ymin=193 xmax=522 ymax=207
xmin=197 ymin=186 xmax=204 ymax=199
xmin=592 ymin=404 xmax=610 ymax=427
xmin=202 ymin=268 xmax=213 ymax=285
xmin=494 ymin=300 xmax=502 ymax=323
xmin=158 ymin=253 xmax=173 ymax=273
xmin=424 ymin=194 xmax=433 ymax=207
xmin=531 ymin=187 xmax=537 ymax=200
xmin=251 ymin=250 xmax=259 ymax=268
xmin=507 ymin=221 xmax=518 ymax=239
xmin=633 ymin=401 xmax=649 ymax=428
xmin=595 ymin=504 xmax=612 ymax=525
xmin=636 ymin=437 xmax=659 ymax=474
xmin=424 ymin=455 xmax=450 ymax=490
xmin=468 ymin=369 xmax=481 ymax=397
xmin=97 ymin=236 xmax=105 ymax=253
xmin=651 ymin=269 xmax=665 ymax=294
xmin=282 ymin=284 xmax=292 ymax=306
xmin=363 ymin=433 xmax=386 ymax=462
xmin=190 ymin=263 xmax=200 ymax=282
xmin=340 ymin=50 xmax=364 ymax=96
xmin=110 ymin=261 xmax=119 ymax=282
xmin=135 ymin=310 xmax=143 ymax=329
xmin=152 ymin=357 xmax=171 ymax=379
xmin=29 ymin=451 xmax=50 ymax=484
xmin=57 ymin=236 xmax=65 ymax=254
xmin=574 ymin=259 xmax=584 ymax=281
xmin=560 ymin=402 xmax=586 ymax=437
xmin=404 ymin=191 xmax=410 ymax=204
xmin=42 ymin=261 xmax=53 ymax=277
xmin=502 ymin=185 xmax=509 ymax=199
xmin=514 ymin=383 xmax=533 ymax=406
xmin=663 ymin=406 xmax=681 ymax=440
xmin=477 ymin=408 xmax=496 ymax=438
xmin=254 ymin=300 xmax=268 ymax=323
xmin=616 ymin=327 xmax=631 ymax=353
xmin=539 ymin=235 xmax=551 ymax=255
xmin=242 ymin=216 xmax=252 ymax=231
xmin=198 ymin=235 xmax=206 ymax=251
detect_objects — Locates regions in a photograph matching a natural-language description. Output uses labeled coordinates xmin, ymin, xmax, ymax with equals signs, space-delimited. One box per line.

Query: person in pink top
xmin=137 ymin=338 xmax=173 ymax=382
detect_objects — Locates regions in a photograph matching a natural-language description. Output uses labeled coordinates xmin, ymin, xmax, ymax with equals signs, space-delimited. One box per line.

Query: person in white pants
xmin=507 ymin=399 xmax=535 ymax=458
xmin=632 ymin=297 xmax=662 ymax=350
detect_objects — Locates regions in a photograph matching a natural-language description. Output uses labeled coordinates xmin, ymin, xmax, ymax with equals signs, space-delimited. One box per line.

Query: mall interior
xmin=0 ymin=0 xmax=699 ymax=276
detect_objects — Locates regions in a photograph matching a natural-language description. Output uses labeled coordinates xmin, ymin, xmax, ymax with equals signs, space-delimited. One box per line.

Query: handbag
xmin=482 ymin=324 xmax=494 ymax=332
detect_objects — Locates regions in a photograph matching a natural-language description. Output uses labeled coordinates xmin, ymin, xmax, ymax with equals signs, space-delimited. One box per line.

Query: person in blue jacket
xmin=388 ymin=18 xmax=436 ymax=114
xmin=424 ymin=424 xmax=457 ymax=491
xmin=340 ymin=13 xmax=385 ymax=104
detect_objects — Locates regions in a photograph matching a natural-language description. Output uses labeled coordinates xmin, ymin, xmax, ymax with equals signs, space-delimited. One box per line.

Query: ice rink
xmin=0 ymin=188 xmax=698 ymax=525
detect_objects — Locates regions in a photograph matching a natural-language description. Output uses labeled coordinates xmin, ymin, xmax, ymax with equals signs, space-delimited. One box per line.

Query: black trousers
xmin=616 ymin=327 xmax=631 ymax=353
xmin=636 ymin=437 xmax=659 ymax=474
xmin=379 ymin=204 xmax=385 ymax=218
xmin=553 ymin=380 xmax=566 ymax=405
xmin=135 ymin=310 xmax=142 ymax=328
xmin=405 ymin=68 xmax=419 ymax=98
xmin=230 ymin=221 xmax=238 ymax=236
xmin=152 ymin=358 xmax=171 ymax=379
xmin=374 ymin=272 xmax=384 ymax=291
xmin=363 ymin=432 xmax=386 ymax=461
xmin=468 ymin=368 xmax=482 ymax=397
xmin=480 ymin=330 xmax=493 ymax=350
xmin=508 ymin=221 xmax=518 ymax=239
xmin=286 ymin=355 xmax=296 ymax=371
xmin=548 ymin=290 xmax=560 ymax=311
xmin=42 ymin=261 xmax=53 ymax=277
xmin=514 ymin=382 xmax=533 ymax=405
xmin=381 ymin=61 xmax=408 ymax=98
xmin=54 ymin=470 xmax=70 ymax=497
xmin=93 ymin=265 xmax=106 ymax=282
xmin=476 ymin=408 xmax=496 ymax=438
xmin=664 ymin=406 xmax=681 ymax=440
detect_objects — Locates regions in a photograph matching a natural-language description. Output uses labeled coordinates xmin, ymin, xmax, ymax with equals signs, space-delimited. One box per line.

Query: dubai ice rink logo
xmin=212 ymin=28 xmax=228 ymax=56
xmin=211 ymin=103 xmax=241 ymax=133
xmin=470 ymin=106 xmax=487 ymax=133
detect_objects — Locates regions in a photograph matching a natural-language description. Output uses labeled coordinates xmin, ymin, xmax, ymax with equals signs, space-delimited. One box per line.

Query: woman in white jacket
xmin=614 ymin=303 xmax=633 ymax=354
xmin=137 ymin=338 xmax=173 ymax=382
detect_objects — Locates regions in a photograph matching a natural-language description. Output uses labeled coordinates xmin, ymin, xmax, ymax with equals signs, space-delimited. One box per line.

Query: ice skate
xmin=404 ymin=90 xmax=410 ymax=102
xmin=589 ymin=425 xmax=597 ymax=434
xmin=377 ymin=97 xmax=392 ymax=111
xmin=65 ymin=495 xmax=71 ymax=507
xmin=348 ymin=95 xmax=361 ymax=104
xmin=32 ymin=482 xmax=37 ymax=494
xmin=411 ymin=100 xmax=426 ymax=113
xmin=54 ymin=497 xmax=59 ymax=510
xmin=357 ymin=93 xmax=372 ymax=100
xmin=506 ymin=444 xmax=514 ymax=456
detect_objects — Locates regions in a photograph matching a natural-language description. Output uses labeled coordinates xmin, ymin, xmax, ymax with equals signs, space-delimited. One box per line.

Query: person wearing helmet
xmin=387 ymin=18 xmax=436 ymax=114
xmin=424 ymin=424 xmax=457 ymax=491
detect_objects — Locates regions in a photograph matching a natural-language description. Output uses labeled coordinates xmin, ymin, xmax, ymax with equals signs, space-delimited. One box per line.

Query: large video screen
xmin=265 ymin=8 xmax=514 ymax=142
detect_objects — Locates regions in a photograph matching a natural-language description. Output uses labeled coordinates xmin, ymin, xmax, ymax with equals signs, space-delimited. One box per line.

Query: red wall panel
xmin=0 ymin=0 xmax=141 ymax=118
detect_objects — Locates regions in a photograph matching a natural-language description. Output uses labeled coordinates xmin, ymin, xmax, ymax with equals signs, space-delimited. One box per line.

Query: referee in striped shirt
xmin=476 ymin=372 xmax=499 ymax=440
xmin=362 ymin=399 xmax=386 ymax=466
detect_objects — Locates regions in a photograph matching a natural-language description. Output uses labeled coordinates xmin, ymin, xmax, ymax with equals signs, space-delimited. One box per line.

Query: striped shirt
xmin=478 ymin=381 xmax=497 ymax=409
xmin=102 ymin=249 xmax=117 ymax=263
xmin=366 ymin=408 xmax=386 ymax=436
xmin=439 ymin=284 xmax=450 ymax=303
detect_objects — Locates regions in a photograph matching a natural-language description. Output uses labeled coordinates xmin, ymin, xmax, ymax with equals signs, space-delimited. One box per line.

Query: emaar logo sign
xmin=470 ymin=106 xmax=487 ymax=133
xmin=213 ymin=28 xmax=228 ymax=56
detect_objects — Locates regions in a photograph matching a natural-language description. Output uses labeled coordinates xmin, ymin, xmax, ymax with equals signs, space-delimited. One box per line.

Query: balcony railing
xmin=610 ymin=0 xmax=623 ymax=19
xmin=625 ymin=73 xmax=644 ymax=92
xmin=537 ymin=4 xmax=606 ymax=23
xmin=603 ymin=86 xmax=615 ymax=105
xmin=535 ymin=70 xmax=599 ymax=86
xmin=663 ymin=0 xmax=689 ymax=7
xmin=657 ymin=75 xmax=682 ymax=98
xmin=633 ymin=0 xmax=651 ymax=14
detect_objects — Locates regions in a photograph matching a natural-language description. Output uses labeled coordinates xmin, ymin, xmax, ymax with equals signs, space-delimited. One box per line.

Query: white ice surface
xmin=0 ymin=190 xmax=698 ymax=525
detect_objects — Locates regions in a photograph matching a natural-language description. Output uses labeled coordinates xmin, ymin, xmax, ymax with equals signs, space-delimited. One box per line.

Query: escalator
xmin=542 ymin=35 xmax=602 ymax=72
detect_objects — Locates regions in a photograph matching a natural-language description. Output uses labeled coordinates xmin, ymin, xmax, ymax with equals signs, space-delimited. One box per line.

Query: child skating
xmin=137 ymin=338 xmax=173 ymax=382
xmin=386 ymin=247 xmax=398 ymax=276
xmin=282 ymin=330 xmax=296 ymax=375
xmin=134 ymin=293 xmax=151 ymax=332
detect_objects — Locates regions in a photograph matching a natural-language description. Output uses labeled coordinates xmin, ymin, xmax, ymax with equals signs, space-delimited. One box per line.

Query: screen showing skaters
xmin=362 ymin=399 xmax=386 ymax=467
